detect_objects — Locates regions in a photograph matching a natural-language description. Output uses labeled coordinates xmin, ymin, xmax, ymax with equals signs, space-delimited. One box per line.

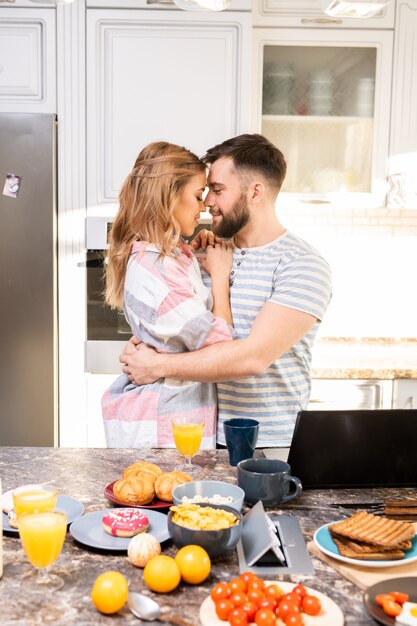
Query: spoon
xmin=127 ymin=592 xmax=194 ymax=626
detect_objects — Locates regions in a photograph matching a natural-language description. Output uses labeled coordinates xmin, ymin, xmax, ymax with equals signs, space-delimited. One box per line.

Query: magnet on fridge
xmin=2 ymin=173 xmax=22 ymax=198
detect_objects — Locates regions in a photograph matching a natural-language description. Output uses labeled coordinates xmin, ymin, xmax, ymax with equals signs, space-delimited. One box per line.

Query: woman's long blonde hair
xmin=105 ymin=141 xmax=205 ymax=309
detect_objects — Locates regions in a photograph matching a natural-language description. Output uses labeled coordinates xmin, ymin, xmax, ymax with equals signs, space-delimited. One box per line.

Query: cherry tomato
xmin=254 ymin=607 xmax=276 ymax=626
xmin=389 ymin=592 xmax=409 ymax=605
xmin=211 ymin=582 xmax=231 ymax=602
xmin=277 ymin=600 xmax=300 ymax=621
xmin=230 ymin=591 xmax=248 ymax=608
xmin=285 ymin=611 xmax=305 ymax=626
xmin=228 ymin=607 xmax=249 ymax=626
xmin=239 ymin=572 xmax=258 ymax=587
xmin=228 ymin=578 xmax=247 ymax=594
xmin=214 ymin=599 xmax=233 ymax=621
xmin=247 ymin=588 xmax=265 ymax=605
xmin=292 ymin=584 xmax=307 ymax=598
xmin=375 ymin=594 xmax=393 ymax=607
xmin=302 ymin=595 xmax=322 ymax=616
xmin=283 ymin=592 xmax=302 ymax=607
xmin=381 ymin=598 xmax=402 ymax=618
xmin=248 ymin=578 xmax=266 ymax=593
xmin=242 ymin=601 xmax=258 ymax=622
xmin=258 ymin=597 xmax=277 ymax=612
xmin=265 ymin=583 xmax=284 ymax=601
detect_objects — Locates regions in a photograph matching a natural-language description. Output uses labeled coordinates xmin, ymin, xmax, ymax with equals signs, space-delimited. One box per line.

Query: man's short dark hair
xmin=203 ymin=133 xmax=287 ymax=194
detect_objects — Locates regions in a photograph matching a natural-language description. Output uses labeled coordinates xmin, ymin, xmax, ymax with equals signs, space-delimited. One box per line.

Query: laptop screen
xmin=287 ymin=409 xmax=417 ymax=489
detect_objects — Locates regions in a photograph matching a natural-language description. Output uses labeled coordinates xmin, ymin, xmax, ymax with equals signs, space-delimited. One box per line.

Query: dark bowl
xmin=167 ymin=502 xmax=242 ymax=559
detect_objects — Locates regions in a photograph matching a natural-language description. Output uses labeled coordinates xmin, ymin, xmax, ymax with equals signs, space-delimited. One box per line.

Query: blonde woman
xmin=102 ymin=142 xmax=234 ymax=448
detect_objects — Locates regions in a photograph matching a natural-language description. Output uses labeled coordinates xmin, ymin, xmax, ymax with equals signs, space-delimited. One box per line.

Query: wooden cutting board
xmin=199 ymin=581 xmax=344 ymax=626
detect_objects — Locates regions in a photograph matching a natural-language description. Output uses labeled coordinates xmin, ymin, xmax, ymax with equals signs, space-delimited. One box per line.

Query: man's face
xmin=205 ymin=157 xmax=250 ymax=238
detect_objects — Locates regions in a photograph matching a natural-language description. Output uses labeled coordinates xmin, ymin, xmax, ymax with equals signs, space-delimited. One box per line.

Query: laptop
xmin=287 ymin=409 xmax=417 ymax=489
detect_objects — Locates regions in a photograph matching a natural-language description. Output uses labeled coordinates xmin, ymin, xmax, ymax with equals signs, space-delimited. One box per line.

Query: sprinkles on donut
xmin=102 ymin=508 xmax=150 ymax=538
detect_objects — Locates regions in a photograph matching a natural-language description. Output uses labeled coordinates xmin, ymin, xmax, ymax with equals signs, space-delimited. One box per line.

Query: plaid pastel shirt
xmin=102 ymin=241 xmax=234 ymax=448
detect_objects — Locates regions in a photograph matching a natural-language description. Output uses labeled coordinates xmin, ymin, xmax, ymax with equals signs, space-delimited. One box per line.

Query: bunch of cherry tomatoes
xmin=375 ymin=591 xmax=410 ymax=617
xmin=209 ymin=572 xmax=322 ymax=626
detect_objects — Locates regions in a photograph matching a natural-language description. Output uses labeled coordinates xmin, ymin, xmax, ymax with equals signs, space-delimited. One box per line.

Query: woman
xmin=102 ymin=142 xmax=234 ymax=448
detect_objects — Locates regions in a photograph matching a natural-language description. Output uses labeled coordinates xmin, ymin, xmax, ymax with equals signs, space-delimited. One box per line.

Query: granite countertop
xmin=1 ymin=447 xmax=417 ymax=626
xmin=311 ymin=337 xmax=417 ymax=379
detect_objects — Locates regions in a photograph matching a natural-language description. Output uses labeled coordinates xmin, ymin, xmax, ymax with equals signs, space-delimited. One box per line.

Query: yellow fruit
xmin=91 ymin=570 xmax=128 ymax=614
xmin=175 ymin=545 xmax=211 ymax=585
xmin=143 ymin=555 xmax=181 ymax=593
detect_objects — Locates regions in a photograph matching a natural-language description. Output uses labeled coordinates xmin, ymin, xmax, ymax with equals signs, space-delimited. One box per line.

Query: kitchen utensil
xmin=314 ymin=521 xmax=417 ymax=568
xmin=127 ymin=592 xmax=193 ymax=625
xmin=172 ymin=480 xmax=244 ymax=512
xmin=363 ymin=577 xmax=417 ymax=626
xmin=200 ymin=581 xmax=344 ymax=625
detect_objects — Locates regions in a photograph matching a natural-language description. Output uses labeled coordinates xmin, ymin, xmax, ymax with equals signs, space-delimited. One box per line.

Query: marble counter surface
xmin=1 ymin=447 xmax=417 ymax=626
xmin=311 ymin=338 xmax=417 ymax=379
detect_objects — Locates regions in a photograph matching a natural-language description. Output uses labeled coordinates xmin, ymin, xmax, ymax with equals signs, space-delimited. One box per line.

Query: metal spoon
xmin=127 ymin=592 xmax=194 ymax=626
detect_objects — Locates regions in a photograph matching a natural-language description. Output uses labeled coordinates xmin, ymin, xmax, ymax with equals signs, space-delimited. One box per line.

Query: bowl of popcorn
xmin=172 ymin=480 xmax=244 ymax=512
xmin=167 ymin=502 xmax=242 ymax=558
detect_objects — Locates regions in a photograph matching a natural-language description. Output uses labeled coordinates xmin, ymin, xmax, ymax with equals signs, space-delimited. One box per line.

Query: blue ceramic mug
xmin=223 ymin=418 xmax=259 ymax=467
xmin=237 ymin=458 xmax=302 ymax=506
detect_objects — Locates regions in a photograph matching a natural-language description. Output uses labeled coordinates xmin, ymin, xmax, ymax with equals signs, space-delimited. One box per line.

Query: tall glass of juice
xmin=172 ymin=415 xmax=205 ymax=476
xmin=18 ymin=511 xmax=67 ymax=591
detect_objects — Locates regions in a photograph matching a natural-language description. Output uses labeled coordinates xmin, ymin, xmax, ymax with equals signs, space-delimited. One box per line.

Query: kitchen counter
xmin=1 ymin=446 xmax=417 ymax=626
xmin=311 ymin=337 xmax=417 ymax=379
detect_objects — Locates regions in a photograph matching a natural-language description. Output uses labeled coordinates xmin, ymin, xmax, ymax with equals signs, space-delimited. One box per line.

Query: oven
xmin=85 ymin=217 xmax=130 ymax=373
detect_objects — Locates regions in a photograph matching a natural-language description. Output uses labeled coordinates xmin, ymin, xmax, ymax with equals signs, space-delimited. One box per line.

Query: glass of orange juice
xmin=172 ymin=415 xmax=205 ymax=476
xmin=13 ymin=484 xmax=57 ymax=519
xmin=18 ymin=511 xmax=67 ymax=591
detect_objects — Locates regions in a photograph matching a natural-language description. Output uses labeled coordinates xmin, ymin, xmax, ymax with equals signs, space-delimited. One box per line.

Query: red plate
xmin=104 ymin=481 xmax=172 ymax=510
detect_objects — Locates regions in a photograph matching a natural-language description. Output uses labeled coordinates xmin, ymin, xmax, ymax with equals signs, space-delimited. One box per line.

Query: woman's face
xmin=173 ymin=172 xmax=207 ymax=237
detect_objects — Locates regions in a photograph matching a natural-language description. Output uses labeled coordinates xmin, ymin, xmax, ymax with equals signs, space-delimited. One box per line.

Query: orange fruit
xmin=91 ymin=570 xmax=128 ymax=614
xmin=143 ymin=555 xmax=181 ymax=593
xmin=175 ymin=545 xmax=211 ymax=585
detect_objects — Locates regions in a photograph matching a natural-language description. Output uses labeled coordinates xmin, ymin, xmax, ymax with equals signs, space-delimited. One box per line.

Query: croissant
xmin=154 ymin=471 xmax=192 ymax=502
xmin=123 ymin=461 xmax=163 ymax=484
xmin=113 ymin=475 xmax=155 ymax=506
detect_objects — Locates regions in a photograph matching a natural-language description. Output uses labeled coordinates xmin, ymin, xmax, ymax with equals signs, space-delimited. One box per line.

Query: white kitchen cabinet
xmin=252 ymin=27 xmax=393 ymax=209
xmin=387 ymin=0 xmax=417 ymax=209
xmin=0 ymin=7 xmax=56 ymax=113
xmin=392 ymin=380 xmax=417 ymax=410
xmin=86 ymin=8 xmax=251 ymax=214
xmin=308 ymin=379 xmax=393 ymax=409
xmin=253 ymin=0 xmax=395 ymax=29
xmin=86 ymin=374 xmax=117 ymax=447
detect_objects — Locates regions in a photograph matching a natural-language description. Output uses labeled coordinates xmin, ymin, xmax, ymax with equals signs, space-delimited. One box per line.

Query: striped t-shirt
xmin=203 ymin=230 xmax=332 ymax=448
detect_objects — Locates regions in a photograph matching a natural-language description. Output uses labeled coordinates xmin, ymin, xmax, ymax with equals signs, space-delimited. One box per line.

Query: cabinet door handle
xmin=301 ymin=18 xmax=343 ymax=24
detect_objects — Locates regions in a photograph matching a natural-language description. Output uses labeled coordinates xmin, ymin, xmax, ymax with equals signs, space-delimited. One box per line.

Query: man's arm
xmin=121 ymin=302 xmax=316 ymax=384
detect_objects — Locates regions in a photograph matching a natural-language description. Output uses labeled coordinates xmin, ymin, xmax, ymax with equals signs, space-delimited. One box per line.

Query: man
xmin=120 ymin=134 xmax=332 ymax=448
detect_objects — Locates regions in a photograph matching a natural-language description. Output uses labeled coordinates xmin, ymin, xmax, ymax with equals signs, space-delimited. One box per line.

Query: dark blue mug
xmin=223 ymin=418 xmax=259 ymax=467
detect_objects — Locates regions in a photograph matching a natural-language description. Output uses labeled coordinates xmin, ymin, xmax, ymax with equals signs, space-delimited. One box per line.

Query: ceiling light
xmin=320 ymin=0 xmax=389 ymax=18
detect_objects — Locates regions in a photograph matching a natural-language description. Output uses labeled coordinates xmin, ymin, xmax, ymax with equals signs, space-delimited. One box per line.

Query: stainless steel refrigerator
xmin=0 ymin=113 xmax=57 ymax=446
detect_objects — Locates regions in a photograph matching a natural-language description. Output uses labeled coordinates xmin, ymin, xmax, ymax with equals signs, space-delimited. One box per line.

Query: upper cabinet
xmin=86 ymin=7 xmax=251 ymax=215
xmin=0 ymin=7 xmax=56 ymax=113
xmin=253 ymin=0 xmax=395 ymax=28
xmin=252 ymin=27 xmax=393 ymax=209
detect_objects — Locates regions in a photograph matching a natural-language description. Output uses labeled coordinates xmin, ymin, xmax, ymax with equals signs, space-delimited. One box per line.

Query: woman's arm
xmin=200 ymin=241 xmax=233 ymax=325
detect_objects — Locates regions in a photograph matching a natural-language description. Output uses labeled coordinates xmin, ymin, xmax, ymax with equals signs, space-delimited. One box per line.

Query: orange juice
xmin=13 ymin=488 xmax=57 ymax=519
xmin=172 ymin=423 xmax=204 ymax=457
xmin=18 ymin=512 xmax=67 ymax=568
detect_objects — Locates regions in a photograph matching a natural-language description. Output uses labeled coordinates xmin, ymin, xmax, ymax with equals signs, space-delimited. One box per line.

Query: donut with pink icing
xmin=102 ymin=508 xmax=149 ymax=538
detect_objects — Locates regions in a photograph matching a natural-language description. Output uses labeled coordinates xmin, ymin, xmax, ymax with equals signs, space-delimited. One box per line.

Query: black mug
xmin=237 ymin=458 xmax=302 ymax=506
xmin=223 ymin=418 xmax=259 ymax=467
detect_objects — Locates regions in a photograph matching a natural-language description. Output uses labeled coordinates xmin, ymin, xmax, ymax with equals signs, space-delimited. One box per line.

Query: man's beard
xmin=212 ymin=193 xmax=250 ymax=239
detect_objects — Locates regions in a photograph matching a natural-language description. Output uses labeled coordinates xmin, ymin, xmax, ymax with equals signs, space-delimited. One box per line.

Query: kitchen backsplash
xmin=277 ymin=205 xmax=417 ymax=339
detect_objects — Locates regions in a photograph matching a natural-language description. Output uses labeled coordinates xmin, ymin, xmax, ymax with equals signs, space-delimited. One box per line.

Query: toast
xmin=329 ymin=511 xmax=415 ymax=548
xmin=332 ymin=537 xmax=405 ymax=560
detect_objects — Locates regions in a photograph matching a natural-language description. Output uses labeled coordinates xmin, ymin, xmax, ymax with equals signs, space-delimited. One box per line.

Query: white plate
xmin=69 ymin=508 xmax=170 ymax=551
xmin=314 ymin=522 xmax=417 ymax=568
xmin=2 ymin=495 xmax=84 ymax=533
xmin=200 ymin=581 xmax=344 ymax=626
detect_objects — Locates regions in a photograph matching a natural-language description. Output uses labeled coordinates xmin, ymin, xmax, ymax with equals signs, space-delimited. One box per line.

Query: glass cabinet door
xmin=253 ymin=29 xmax=393 ymax=207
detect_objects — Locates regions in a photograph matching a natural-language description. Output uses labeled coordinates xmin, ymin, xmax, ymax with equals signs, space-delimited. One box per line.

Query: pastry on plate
xmin=154 ymin=471 xmax=192 ymax=502
xmin=102 ymin=508 xmax=149 ymax=538
xmin=113 ymin=475 xmax=155 ymax=506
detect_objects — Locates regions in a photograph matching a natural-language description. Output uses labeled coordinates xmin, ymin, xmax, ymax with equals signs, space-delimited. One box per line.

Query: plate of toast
xmin=314 ymin=511 xmax=417 ymax=568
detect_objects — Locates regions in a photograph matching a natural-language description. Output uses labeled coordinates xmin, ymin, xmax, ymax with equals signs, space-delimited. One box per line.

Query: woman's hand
xmin=191 ymin=229 xmax=222 ymax=251
xmin=200 ymin=240 xmax=233 ymax=281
